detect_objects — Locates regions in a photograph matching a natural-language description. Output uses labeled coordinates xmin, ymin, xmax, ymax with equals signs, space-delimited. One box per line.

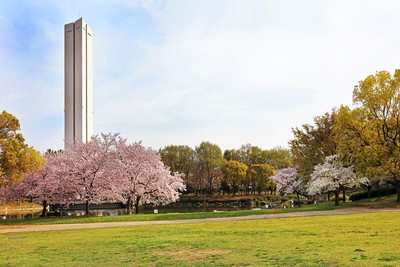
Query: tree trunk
xmin=126 ymin=195 xmax=132 ymax=214
xmin=367 ymin=186 xmax=372 ymax=199
xmin=85 ymin=200 xmax=90 ymax=216
xmin=40 ymin=200 xmax=47 ymax=217
xmin=397 ymin=183 xmax=400 ymax=203
xmin=334 ymin=190 xmax=339 ymax=206
xmin=135 ymin=195 xmax=141 ymax=214
xmin=342 ymin=188 xmax=346 ymax=203
xmin=377 ymin=183 xmax=381 ymax=200
xmin=296 ymin=192 xmax=301 ymax=207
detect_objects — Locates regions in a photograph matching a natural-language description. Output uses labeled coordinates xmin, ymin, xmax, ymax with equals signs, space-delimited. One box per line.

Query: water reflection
xmin=1 ymin=212 xmax=42 ymax=220
xmin=68 ymin=209 xmax=127 ymax=217
xmin=141 ymin=206 xmax=250 ymax=214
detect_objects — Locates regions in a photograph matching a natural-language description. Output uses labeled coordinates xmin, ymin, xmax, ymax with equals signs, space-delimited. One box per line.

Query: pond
xmin=1 ymin=212 xmax=41 ymax=220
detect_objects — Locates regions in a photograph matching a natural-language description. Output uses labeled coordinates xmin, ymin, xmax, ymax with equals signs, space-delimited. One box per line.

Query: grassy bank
xmin=0 ymin=211 xmax=399 ymax=266
xmin=0 ymin=195 xmax=398 ymax=226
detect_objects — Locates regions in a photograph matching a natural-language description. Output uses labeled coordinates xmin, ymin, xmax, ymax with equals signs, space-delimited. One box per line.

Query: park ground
xmin=0 ymin=196 xmax=399 ymax=266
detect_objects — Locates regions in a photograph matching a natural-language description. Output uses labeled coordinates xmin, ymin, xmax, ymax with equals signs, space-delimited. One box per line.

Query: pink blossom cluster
xmin=270 ymin=167 xmax=304 ymax=206
xmin=3 ymin=133 xmax=185 ymax=215
xmin=271 ymin=167 xmax=303 ymax=195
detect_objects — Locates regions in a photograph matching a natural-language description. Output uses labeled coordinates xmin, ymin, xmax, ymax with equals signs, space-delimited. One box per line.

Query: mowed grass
xmin=0 ymin=211 xmax=399 ymax=266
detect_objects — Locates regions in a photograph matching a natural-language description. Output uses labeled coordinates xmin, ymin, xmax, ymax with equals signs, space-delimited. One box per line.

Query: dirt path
xmin=0 ymin=208 xmax=398 ymax=234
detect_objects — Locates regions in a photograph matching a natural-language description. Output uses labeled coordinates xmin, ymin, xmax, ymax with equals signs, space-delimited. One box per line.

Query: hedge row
xmin=349 ymin=186 xmax=397 ymax=201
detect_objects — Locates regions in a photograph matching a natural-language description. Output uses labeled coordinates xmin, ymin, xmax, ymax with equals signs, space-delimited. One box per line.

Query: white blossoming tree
xmin=308 ymin=155 xmax=369 ymax=205
xmin=271 ymin=167 xmax=304 ymax=207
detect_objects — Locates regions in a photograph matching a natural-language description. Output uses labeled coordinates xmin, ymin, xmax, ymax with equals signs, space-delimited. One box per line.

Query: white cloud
xmin=3 ymin=0 xmax=400 ymax=151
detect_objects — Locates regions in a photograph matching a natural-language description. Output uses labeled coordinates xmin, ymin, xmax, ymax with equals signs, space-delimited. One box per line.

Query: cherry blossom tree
xmin=53 ymin=133 xmax=122 ymax=215
xmin=3 ymin=174 xmax=35 ymax=204
xmin=135 ymin=161 xmax=185 ymax=213
xmin=308 ymin=155 xmax=369 ymax=205
xmin=5 ymin=133 xmax=185 ymax=217
xmin=114 ymin=139 xmax=185 ymax=214
xmin=30 ymin=153 xmax=80 ymax=216
xmin=271 ymin=167 xmax=304 ymax=207
xmin=23 ymin=165 xmax=53 ymax=217
xmin=7 ymin=153 xmax=72 ymax=217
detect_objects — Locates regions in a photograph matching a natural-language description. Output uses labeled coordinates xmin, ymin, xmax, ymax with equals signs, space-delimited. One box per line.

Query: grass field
xmin=0 ymin=210 xmax=399 ymax=266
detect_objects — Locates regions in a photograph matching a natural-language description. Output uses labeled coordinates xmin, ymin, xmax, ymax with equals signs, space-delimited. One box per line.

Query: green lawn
xmin=0 ymin=211 xmax=399 ymax=266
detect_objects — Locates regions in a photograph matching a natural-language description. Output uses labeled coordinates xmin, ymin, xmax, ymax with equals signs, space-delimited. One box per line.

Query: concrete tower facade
xmin=64 ymin=18 xmax=93 ymax=147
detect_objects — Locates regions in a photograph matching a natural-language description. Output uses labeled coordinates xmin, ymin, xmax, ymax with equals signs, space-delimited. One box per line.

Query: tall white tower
xmin=64 ymin=18 xmax=93 ymax=147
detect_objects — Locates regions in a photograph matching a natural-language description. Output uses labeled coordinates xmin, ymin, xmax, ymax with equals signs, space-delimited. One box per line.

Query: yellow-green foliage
xmin=0 ymin=111 xmax=43 ymax=187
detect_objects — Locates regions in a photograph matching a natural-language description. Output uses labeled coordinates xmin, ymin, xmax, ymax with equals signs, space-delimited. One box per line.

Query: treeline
xmin=2 ymin=69 xmax=400 ymax=210
xmin=287 ymin=70 xmax=400 ymax=204
xmin=159 ymin=69 xmax=400 ymax=204
xmin=159 ymin=143 xmax=292 ymax=196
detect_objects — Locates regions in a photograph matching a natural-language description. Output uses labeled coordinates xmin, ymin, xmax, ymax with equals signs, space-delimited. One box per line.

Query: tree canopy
xmin=194 ymin=141 xmax=225 ymax=195
xmin=8 ymin=133 xmax=185 ymax=215
xmin=248 ymin=164 xmax=275 ymax=195
xmin=289 ymin=110 xmax=337 ymax=179
xmin=222 ymin=160 xmax=248 ymax=195
xmin=0 ymin=111 xmax=42 ymax=187
xmin=271 ymin=167 xmax=303 ymax=206
xmin=159 ymin=145 xmax=195 ymax=192
xmin=336 ymin=70 xmax=400 ymax=202
xmin=308 ymin=155 xmax=368 ymax=205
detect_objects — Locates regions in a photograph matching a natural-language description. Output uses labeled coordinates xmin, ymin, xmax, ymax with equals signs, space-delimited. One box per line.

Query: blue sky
xmin=2 ymin=0 xmax=400 ymax=152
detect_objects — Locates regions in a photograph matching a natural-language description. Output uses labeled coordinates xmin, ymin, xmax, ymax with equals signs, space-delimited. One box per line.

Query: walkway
xmin=0 ymin=208 xmax=397 ymax=234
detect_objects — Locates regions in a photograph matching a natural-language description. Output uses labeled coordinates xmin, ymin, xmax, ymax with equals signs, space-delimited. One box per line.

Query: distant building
xmin=64 ymin=18 xmax=93 ymax=147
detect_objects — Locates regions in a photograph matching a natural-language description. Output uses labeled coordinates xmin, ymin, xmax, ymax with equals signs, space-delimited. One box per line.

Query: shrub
xmin=349 ymin=186 xmax=396 ymax=201
xmin=253 ymin=200 xmax=259 ymax=207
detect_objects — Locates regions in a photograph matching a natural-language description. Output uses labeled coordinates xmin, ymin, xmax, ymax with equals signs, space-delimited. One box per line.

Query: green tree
xmin=0 ymin=111 xmax=43 ymax=187
xmin=223 ymin=144 xmax=264 ymax=166
xmin=336 ymin=70 xmax=400 ymax=202
xmin=261 ymin=147 xmax=292 ymax=169
xmin=223 ymin=149 xmax=239 ymax=162
xmin=237 ymin=144 xmax=264 ymax=166
xmin=289 ymin=110 xmax=337 ymax=179
xmin=222 ymin=160 xmax=248 ymax=195
xmin=194 ymin=141 xmax=225 ymax=195
xmin=248 ymin=164 xmax=275 ymax=195
xmin=159 ymin=145 xmax=195 ymax=192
